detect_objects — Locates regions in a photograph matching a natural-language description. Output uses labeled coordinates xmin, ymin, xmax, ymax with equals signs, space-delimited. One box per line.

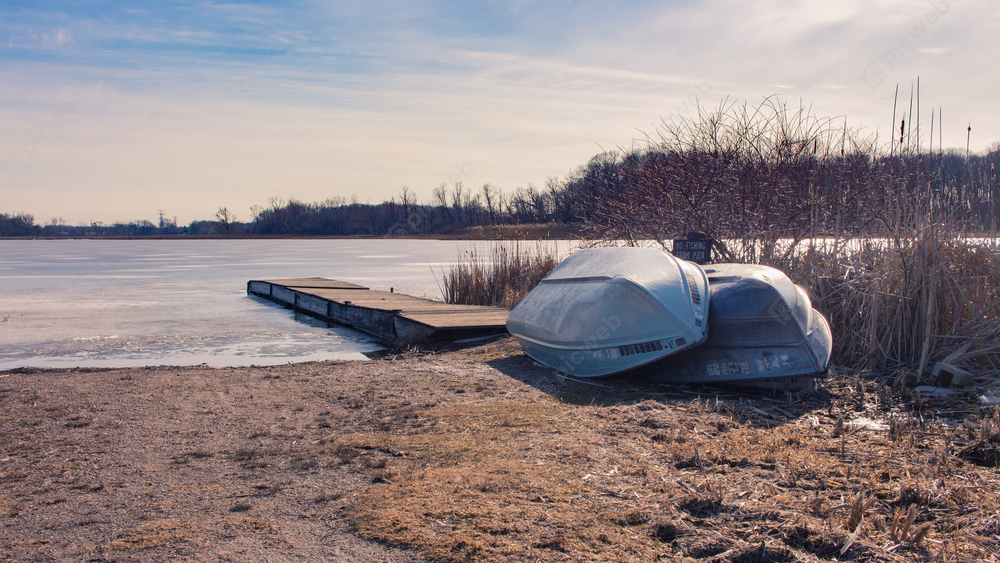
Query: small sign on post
xmin=672 ymin=232 xmax=712 ymax=264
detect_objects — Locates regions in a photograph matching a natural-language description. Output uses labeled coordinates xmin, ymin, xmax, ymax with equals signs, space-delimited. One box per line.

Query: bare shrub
xmin=567 ymin=96 xmax=1000 ymax=385
xmin=441 ymin=241 xmax=560 ymax=308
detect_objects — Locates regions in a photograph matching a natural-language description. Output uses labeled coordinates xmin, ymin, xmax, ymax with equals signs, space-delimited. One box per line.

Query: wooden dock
xmin=247 ymin=278 xmax=510 ymax=345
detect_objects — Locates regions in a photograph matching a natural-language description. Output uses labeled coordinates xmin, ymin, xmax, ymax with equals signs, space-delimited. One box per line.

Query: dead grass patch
xmin=106 ymin=516 xmax=283 ymax=551
xmin=0 ymin=496 xmax=21 ymax=518
xmin=346 ymin=383 xmax=1000 ymax=562
xmin=4 ymin=344 xmax=1000 ymax=562
xmin=0 ymin=469 xmax=26 ymax=483
xmin=348 ymin=401 xmax=645 ymax=561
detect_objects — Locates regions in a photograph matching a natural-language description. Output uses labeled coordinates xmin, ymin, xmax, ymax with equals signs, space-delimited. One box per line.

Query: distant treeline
xmin=0 ymin=214 xmax=185 ymax=237
xmin=4 ymin=97 xmax=998 ymax=241
xmin=231 ymin=182 xmax=578 ymax=236
xmin=569 ymin=100 xmax=1000 ymax=256
xmin=0 ymin=182 xmax=580 ymax=238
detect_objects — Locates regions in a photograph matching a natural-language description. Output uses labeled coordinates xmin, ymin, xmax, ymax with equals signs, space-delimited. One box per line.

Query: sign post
xmin=671 ymin=232 xmax=712 ymax=264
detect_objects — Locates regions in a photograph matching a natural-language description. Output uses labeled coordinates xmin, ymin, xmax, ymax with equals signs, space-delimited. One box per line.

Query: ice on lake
xmin=0 ymin=239 xmax=567 ymax=369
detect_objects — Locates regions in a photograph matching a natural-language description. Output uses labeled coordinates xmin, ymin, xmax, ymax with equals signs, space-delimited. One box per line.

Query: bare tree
xmin=481 ymin=183 xmax=499 ymax=224
xmin=451 ymin=182 xmax=468 ymax=226
xmin=398 ymin=185 xmax=416 ymax=224
xmin=247 ymin=204 xmax=263 ymax=234
xmin=432 ymin=184 xmax=451 ymax=225
xmin=266 ymin=196 xmax=289 ymax=233
xmin=509 ymin=187 xmax=535 ymax=223
xmin=215 ymin=207 xmax=237 ymax=235
xmin=526 ymin=183 xmax=548 ymax=222
xmin=465 ymin=191 xmax=483 ymax=226
xmin=545 ymin=177 xmax=573 ymax=222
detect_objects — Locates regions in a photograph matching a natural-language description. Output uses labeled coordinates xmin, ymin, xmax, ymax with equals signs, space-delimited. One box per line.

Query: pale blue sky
xmin=1 ymin=0 xmax=995 ymax=224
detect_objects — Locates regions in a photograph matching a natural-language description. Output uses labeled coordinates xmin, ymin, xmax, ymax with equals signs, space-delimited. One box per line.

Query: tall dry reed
xmin=775 ymin=228 xmax=1000 ymax=384
xmin=573 ymin=96 xmax=1000 ymax=385
xmin=441 ymin=242 xmax=560 ymax=309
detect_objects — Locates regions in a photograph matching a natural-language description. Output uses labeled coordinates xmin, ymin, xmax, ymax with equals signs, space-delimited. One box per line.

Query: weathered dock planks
xmin=247 ymin=278 xmax=510 ymax=345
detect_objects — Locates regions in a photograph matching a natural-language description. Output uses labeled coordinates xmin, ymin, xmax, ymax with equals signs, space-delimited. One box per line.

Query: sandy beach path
xmin=0 ymin=343 xmax=539 ymax=562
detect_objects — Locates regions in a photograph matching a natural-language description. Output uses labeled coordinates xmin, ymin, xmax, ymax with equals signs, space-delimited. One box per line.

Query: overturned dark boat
xmin=506 ymin=247 xmax=709 ymax=377
xmin=649 ymin=263 xmax=832 ymax=384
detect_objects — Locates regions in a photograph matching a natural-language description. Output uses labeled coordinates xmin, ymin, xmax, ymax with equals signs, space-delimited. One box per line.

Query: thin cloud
xmin=52 ymin=28 xmax=72 ymax=46
xmin=1 ymin=0 xmax=998 ymax=222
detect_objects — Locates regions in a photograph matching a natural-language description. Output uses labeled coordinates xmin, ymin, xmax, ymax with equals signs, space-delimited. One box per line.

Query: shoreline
xmin=2 ymin=338 xmax=999 ymax=562
xmin=0 ymin=223 xmax=583 ymax=242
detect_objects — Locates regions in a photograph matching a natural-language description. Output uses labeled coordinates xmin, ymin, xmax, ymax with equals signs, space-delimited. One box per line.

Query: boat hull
xmin=506 ymin=247 xmax=709 ymax=377
xmin=649 ymin=263 xmax=832 ymax=384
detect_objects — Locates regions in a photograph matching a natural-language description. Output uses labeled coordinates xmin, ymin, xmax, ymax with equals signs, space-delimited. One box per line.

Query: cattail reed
xmin=442 ymin=241 xmax=559 ymax=308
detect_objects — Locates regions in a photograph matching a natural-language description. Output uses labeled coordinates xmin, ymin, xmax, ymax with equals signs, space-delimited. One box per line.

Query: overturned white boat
xmin=506 ymin=247 xmax=709 ymax=377
xmin=649 ymin=263 xmax=832 ymax=384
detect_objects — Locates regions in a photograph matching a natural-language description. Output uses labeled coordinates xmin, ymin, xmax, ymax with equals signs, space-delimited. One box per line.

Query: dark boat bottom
xmin=633 ymin=344 xmax=829 ymax=386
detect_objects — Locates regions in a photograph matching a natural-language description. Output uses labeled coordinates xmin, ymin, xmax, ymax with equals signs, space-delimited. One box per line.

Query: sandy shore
xmin=2 ymin=338 xmax=999 ymax=562
xmin=0 ymin=347 xmax=516 ymax=562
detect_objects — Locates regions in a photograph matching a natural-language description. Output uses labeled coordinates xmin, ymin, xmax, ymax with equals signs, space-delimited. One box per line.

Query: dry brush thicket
xmin=442 ymin=242 xmax=561 ymax=309
xmin=565 ymin=97 xmax=1000 ymax=386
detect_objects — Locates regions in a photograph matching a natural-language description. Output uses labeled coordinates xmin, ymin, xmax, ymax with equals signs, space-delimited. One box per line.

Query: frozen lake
xmin=0 ymin=239 xmax=568 ymax=369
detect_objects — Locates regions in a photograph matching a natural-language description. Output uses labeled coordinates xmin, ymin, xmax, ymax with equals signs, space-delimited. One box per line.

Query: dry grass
xmin=346 ymin=365 xmax=1000 ymax=562
xmin=774 ymin=225 xmax=1000 ymax=385
xmin=5 ymin=339 xmax=1000 ymax=562
xmin=442 ymin=241 xmax=560 ymax=308
xmin=105 ymin=516 xmax=283 ymax=551
xmin=456 ymin=222 xmax=581 ymax=240
xmin=570 ymin=96 xmax=1000 ymax=388
xmin=0 ymin=496 xmax=21 ymax=518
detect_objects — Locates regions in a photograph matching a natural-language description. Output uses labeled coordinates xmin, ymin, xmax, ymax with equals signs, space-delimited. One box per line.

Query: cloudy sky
xmin=1 ymin=0 xmax=996 ymax=225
